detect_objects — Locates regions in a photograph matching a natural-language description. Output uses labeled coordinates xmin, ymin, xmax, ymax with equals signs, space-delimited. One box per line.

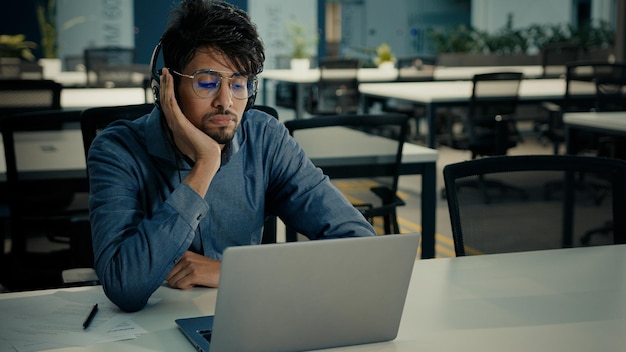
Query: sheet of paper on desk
xmin=0 ymin=290 xmax=158 ymax=352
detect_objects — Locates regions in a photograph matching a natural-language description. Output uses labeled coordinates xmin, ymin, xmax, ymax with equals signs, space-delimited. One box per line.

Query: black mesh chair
xmin=443 ymin=155 xmax=626 ymax=256
xmin=0 ymin=109 xmax=91 ymax=290
xmin=84 ymin=46 xmax=136 ymax=88
xmin=306 ymin=58 xmax=361 ymax=115
xmin=539 ymin=61 xmax=620 ymax=155
xmin=442 ymin=72 xmax=523 ymax=159
xmin=284 ymin=113 xmax=409 ymax=236
xmin=440 ymin=72 xmax=524 ymax=203
xmin=0 ymin=79 xmax=62 ymax=119
xmin=540 ymin=43 xmax=581 ymax=78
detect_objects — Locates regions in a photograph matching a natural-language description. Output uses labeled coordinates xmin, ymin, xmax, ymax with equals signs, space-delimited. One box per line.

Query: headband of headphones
xmin=149 ymin=40 xmax=256 ymax=111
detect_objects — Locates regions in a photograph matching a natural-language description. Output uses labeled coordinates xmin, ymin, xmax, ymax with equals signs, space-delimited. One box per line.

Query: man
xmin=87 ymin=0 xmax=375 ymax=312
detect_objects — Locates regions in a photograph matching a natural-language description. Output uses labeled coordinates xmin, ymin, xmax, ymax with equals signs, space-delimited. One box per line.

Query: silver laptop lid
xmin=210 ymin=233 xmax=420 ymax=352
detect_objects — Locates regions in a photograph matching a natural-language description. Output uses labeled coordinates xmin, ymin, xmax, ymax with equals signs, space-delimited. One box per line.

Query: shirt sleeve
xmin=87 ymin=129 xmax=208 ymax=312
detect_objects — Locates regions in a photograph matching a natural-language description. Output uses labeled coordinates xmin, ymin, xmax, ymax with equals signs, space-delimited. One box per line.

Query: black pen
xmin=83 ymin=304 xmax=99 ymax=329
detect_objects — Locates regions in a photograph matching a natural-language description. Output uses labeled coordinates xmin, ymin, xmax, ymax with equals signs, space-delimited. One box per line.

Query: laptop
xmin=176 ymin=233 xmax=420 ymax=352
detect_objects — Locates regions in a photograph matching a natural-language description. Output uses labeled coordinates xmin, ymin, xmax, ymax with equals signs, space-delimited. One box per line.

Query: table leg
xmin=420 ymin=162 xmax=436 ymax=259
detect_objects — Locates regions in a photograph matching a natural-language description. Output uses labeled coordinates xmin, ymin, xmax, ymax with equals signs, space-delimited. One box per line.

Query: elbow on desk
xmin=96 ymin=264 xmax=154 ymax=312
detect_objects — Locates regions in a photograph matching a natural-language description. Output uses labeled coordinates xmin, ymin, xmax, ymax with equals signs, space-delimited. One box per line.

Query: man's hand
xmin=159 ymin=67 xmax=222 ymax=166
xmin=159 ymin=67 xmax=220 ymax=197
xmin=166 ymin=251 xmax=221 ymax=289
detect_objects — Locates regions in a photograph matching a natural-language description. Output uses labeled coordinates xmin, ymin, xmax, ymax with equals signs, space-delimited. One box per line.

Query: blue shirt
xmin=87 ymin=107 xmax=376 ymax=311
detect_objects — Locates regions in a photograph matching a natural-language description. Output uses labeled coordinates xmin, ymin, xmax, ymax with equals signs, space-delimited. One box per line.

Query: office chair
xmin=443 ymin=155 xmax=626 ymax=256
xmin=306 ymin=58 xmax=361 ymax=115
xmin=539 ymin=61 xmax=621 ymax=155
xmin=83 ymin=46 xmax=136 ymax=87
xmin=540 ymin=43 xmax=580 ymax=78
xmin=0 ymin=79 xmax=62 ymax=118
xmin=284 ymin=113 xmax=409 ymax=236
xmin=440 ymin=72 xmax=524 ymax=203
xmin=0 ymin=109 xmax=91 ymax=291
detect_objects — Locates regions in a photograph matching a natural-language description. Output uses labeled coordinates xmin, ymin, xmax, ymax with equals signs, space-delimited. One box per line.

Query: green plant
xmin=37 ymin=0 xmax=57 ymax=58
xmin=0 ymin=34 xmax=37 ymax=60
xmin=427 ymin=17 xmax=616 ymax=55
xmin=373 ymin=43 xmax=396 ymax=66
xmin=285 ymin=22 xmax=318 ymax=59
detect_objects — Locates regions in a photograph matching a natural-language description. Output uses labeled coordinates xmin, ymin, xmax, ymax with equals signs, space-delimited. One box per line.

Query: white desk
xmin=563 ymin=111 xmax=626 ymax=154
xmin=2 ymin=244 xmax=624 ymax=351
xmin=359 ymin=79 xmax=595 ymax=148
xmin=260 ymin=68 xmax=399 ymax=119
xmin=61 ymin=87 xmax=152 ymax=109
xmin=432 ymin=65 xmax=545 ymax=80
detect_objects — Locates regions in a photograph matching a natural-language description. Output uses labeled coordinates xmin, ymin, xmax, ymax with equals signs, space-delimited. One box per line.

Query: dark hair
xmin=161 ymin=0 xmax=265 ymax=80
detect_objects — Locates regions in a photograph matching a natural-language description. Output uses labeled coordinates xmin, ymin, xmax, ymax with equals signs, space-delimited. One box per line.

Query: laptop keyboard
xmin=198 ymin=329 xmax=212 ymax=342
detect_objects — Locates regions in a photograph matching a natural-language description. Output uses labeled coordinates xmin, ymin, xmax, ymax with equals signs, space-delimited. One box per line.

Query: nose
xmin=211 ymin=78 xmax=234 ymax=109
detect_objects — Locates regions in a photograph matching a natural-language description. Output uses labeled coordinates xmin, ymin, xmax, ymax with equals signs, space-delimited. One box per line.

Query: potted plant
xmin=373 ymin=42 xmax=396 ymax=69
xmin=285 ymin=21 xmax=317 ymax=70
xmin=0 ymin=34 xmax=37 ymax=61
xmin=36 ymin=0 xmax=62 ymax=78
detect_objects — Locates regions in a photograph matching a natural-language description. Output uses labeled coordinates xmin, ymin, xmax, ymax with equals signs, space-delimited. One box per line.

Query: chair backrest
xmin=251 ymin=105 xmax=279 ymax=120
xmin=395 ymin=56 xmax=436 ymax=82
xmin=593 ymin=62 xmax=626 ymax=112
xmin=541 ymin=43 xmax=581 ymax=78
xmin=0 ymin=79 xmax=62 ymax=117
xmin=80 ymin=103 xmax=154 ymax=158
xmin=310 ymin=58 xmax=362 ymax=115
xmin=443 ymin=155 xmax=626 ymax=256
xmin=283 ymin=113 xmax=409 ymax=192
xmin=84 ymin=46 xmax=136 ymax=87
xmin=466 ymin=72 xmax=523 ymax=148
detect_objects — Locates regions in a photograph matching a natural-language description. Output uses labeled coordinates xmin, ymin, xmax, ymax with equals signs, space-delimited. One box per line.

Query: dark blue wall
xmin=0 ymin=0 xmax=251 ymax=64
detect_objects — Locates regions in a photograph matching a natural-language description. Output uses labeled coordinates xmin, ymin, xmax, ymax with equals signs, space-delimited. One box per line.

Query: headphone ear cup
xmin=151 ymin=76 xmax=161 ymax=109
xmin=150 ymin=40 xmax=163 ymax=110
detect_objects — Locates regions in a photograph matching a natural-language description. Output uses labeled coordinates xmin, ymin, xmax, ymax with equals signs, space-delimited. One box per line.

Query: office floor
xmin=0 ymin=105 xmax=555 ymax=292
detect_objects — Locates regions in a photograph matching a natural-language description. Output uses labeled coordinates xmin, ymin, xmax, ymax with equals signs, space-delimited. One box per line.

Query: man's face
xmin=176 ymin=47 xmax=249 ymax=145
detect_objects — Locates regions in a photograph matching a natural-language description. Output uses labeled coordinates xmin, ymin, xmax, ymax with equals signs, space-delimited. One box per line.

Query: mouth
xmin=206 ymin=112 xmax=236 ymax=127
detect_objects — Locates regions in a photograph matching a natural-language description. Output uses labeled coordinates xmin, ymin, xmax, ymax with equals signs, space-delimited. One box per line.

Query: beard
xmin=206 ymin=126 xmax=236 ymax=144
xmin=201 ymin=109 xmax=239 ymax=144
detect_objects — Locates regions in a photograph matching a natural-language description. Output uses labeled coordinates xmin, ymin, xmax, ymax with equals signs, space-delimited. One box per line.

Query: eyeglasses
xmin=169 ymin=68 xmax=258 ymax=100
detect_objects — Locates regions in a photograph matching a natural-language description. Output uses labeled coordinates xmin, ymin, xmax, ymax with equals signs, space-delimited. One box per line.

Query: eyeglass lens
xmin=193 ymin=71 xmax=255 ymax=99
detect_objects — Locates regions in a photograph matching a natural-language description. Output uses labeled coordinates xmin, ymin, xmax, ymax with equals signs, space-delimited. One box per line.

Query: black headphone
xmin=149 ymin=40 xmax=257 ymax=111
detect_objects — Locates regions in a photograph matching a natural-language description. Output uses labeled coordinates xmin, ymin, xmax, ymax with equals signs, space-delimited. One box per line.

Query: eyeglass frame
xmin=168 ymin=68 xmax=258 ymax=100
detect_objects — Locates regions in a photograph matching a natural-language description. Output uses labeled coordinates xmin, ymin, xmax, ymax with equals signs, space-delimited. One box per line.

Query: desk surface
xmin=61 ymin=88 xmax=151 ymax=109
xmin=294 ymin=126 xmax=438 ymax=166
xmin=261 ymin=65 xmax=547 ymax=83
xmin=564 ymin=111 xmax=626 ymax=133
xmin=359 ymin=78 xmax=573 ymax=104
xmin=2 ymin=244 xmax=624 ymax=351
xmin=261 ymin=67 xmax=399 ymax=83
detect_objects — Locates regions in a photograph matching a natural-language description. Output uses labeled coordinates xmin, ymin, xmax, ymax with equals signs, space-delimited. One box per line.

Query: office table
xmin=61 ymin=87 xmax=151 ymax=109
xmin=1 ymin=125 xmax=438 ymax=258
xmin=431 ymin=65 xmax=545 ymax=80
xmin=2 ymin=244 xmax=624 ymax=351
xmin=294 ymin=126 xmax=438 ymax=258
xmin=564 ymin=111 xmax=626 ymax=155
xmin=260 ymin=68 xmax=400 ymax=119
xmin=260 ymin=66 xmax=548 ymax=120
xmin=359 ymin=78 xmax=594 ymax=148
